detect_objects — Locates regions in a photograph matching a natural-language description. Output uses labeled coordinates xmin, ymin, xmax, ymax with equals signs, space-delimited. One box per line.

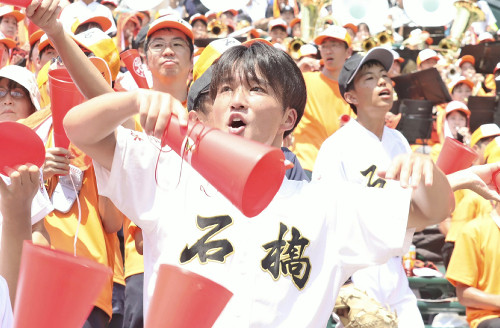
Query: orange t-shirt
xmin=123 ymin=217 xmax=144 ymax=278
xmin=44 ymin=166 xmax=114 ymax=317
xmin=35 ymin=122 xmax=114 ymax=317
xmin=292 ymin=71 xmax=353 ymax=172
xmin=109 ymin=232 xmax=125 ymax=286
xmin=446 ymin=214 xmax=500 ymax=328
xmin=446 ymin=189 xmax=492 ymax=243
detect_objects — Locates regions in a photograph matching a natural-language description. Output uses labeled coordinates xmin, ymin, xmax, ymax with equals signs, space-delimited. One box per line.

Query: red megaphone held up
xmin=436 ymin=137 xmax=478 ymax=174
xmin=0 ymin=122 xmax=45 ymax=176
xmin=121 ymin=49 xmax=149 ymax=89
xmin=161 ymin=116 xmax=286 ymax=217
xmin=48 ymin=68 xmax=85 ymax=149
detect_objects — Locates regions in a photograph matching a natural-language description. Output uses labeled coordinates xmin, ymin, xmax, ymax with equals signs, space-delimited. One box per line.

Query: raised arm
xmin=0 ymin=165 xmax=41 ymax=305
xmin=447 ymin=162 xmax=500 ymax=202
xmin=64 ymin=89 xmax=188 ymax=171
xmin=26 ymin=0 xmax=113 ymax=98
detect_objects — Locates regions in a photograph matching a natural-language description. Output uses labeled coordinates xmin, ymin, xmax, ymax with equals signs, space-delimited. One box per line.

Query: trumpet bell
xmin=362 ymin=37 xmax=379 ymax=52
xmin=403 ymin=0 xmax=456 ymax=27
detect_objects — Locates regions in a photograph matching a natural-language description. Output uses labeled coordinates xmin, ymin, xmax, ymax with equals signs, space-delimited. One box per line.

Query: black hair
xmin=193 ymin=92 xmax=211 ymax=114
xmin=209 ymin=42 xmax=306 ymax=138
xmin=476 ymin=136 xmax=496 ymax=148
xmin=191 ymin=18 xmax=207 ymax=27
xmin=38 ymin=44 xmax=55 ymax=60
xmin=145 ymin=28 xmax=194 ymax=59
xmin=344 ymin=59 xmax=386 ymax=114
xmin=74 ymin=22 xmax=103 ymax=35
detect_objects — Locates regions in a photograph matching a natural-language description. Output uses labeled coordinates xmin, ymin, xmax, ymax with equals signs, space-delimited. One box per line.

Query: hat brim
xmin=269 ymin=24 xmax=287 ymax=31
xmin=345 ymin=47 xmax=394 ymax=86
xmin=147 ymin=20 xmax=194 ymax=41
xmin=1 ymin=10 xmax=24 ymax=22
xmin=0 ymin=38 xmax=16 ymax=50
xmin=313 ymin=35 xmax=347 ymax=46
xmin=29 ymin=30 xmax=44 ymax=48
xmin=450 ymin=79 xmax=474 ymax=93
xmin=77 ymin=16 xmax=113 ymax=33
xmin=447 ymin=107 xmax=471 ymax=117
xmin=38 ymin=38 xmax=53 ymax=52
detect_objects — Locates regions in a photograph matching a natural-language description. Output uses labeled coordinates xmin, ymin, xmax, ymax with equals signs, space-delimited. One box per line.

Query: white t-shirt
xmin=0 ymin=173 xmax=53 ymax=246
xmin=59 ymin=1 xmax=117 ymax=35
xmin=313 ymin=119 xmax=423 ymax=328
xmin=94 ymin=126 xmax=413 ymax=327
xmin=0 ymin=276 xmax=12 ymax=328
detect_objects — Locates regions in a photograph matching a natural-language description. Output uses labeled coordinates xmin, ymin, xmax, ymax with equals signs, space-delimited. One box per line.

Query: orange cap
xmin=290 ymin=17 xmax=301 ymax=29
xmin=448 ymin=76 xmax=474 ymax=94
xmin=148 ymin=15 xmax=194 ymax=42
xmin=0 ymin=6 xmax=24 ymax=22
xmin=343 ymin=23 xmax=358 ymax=34
xmin=314 ymin=25 xmax=351 ymax=47
xmin=458 ymin=55 xmax=475 ymax=68
xmin=189 ymin=13 xmax=207 ymax=26
xmin=29 ymin=29 xmax=44 ymax=48
xmin=445 ymin=100 xmax=471 ymax=118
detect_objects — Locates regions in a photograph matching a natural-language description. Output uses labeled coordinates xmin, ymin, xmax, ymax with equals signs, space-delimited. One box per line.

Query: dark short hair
xmin=38 ymin=45 xmax=55 ymax=60
xmin=344 ymin=59 xmax=386 ymax=114
xmin=209 ymin=41 xmax=306 ymax=138
xmin=145 ymin=27 xmax=194 ymax=58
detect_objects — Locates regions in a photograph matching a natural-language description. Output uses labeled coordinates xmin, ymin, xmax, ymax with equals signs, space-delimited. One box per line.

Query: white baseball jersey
xmin=0 ymin=276 xmax=12 ymax=328
xmin=94 ymin=126 xmax=414 ymax=327
xmin=313 ymin=119 xmax=424 ymax=328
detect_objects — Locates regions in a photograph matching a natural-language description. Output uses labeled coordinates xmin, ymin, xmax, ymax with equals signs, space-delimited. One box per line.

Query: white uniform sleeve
xmin=0 ymin=276 xmax=13 ymax=328
xmin=94 ymin=126 xmax=178 ymax=233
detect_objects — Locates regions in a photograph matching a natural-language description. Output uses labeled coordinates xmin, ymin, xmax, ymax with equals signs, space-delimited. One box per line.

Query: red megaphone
xmin=161 ymin=116 xmax=286 ymax=217
xmin=13 ymin=241 xmax=112 ymax=328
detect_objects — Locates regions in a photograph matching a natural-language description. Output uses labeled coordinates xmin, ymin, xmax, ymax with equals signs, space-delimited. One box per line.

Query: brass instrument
xmin=376 ymin=30 xmax=393 ymax=46
xmin=284 ymin=37 xmax=306 ymax=60
xmin=315 ymin=15 xmax=338 ymax=35
xmin=362 ymin=37 xmax=379 ymax=52
xmin=208 ymin=18 xmax=228 ymax=37
xmin=438 ymin=0 xmax=485 ymax=50
xmin=298 ymin=0 xmax=333 ymax=43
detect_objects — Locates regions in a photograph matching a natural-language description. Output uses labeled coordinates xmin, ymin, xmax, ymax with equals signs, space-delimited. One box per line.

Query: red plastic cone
xmin=121 ymin=49 xmax=149 ymax=89
xmin=145 ymin=264 xmax=232 ymax=328
xmin=161 ymin=116 xmax=286 ymax=217
xmin=436 ymin=137 xmax=478 ymax=174
xmin=0 ymin=122 xmax=45 ymax=175
xmin=27 ymin=20 xmax=40 ymax=37
xmin=0 ymin=0 xmax=31 ymax=7
xmin=13 ymin=241 xmax=112 ymax=328
xmin=48 ymin=68 xmax=85 ymax=149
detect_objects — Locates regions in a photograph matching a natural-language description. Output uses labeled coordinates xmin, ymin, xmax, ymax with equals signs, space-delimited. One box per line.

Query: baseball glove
xmin=333 ymin=284 xmax=399 ymax=328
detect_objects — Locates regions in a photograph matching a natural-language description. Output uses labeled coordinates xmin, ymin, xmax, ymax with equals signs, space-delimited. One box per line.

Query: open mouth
xmin=230 ymin=118 xmax=245 ymax=129
xmin=379 ymin=89 xmax=391 ymax=97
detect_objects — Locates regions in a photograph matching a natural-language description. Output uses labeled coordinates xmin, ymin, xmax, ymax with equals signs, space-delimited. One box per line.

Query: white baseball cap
xmin=0 ymin=65 xmax=41 ymax=111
